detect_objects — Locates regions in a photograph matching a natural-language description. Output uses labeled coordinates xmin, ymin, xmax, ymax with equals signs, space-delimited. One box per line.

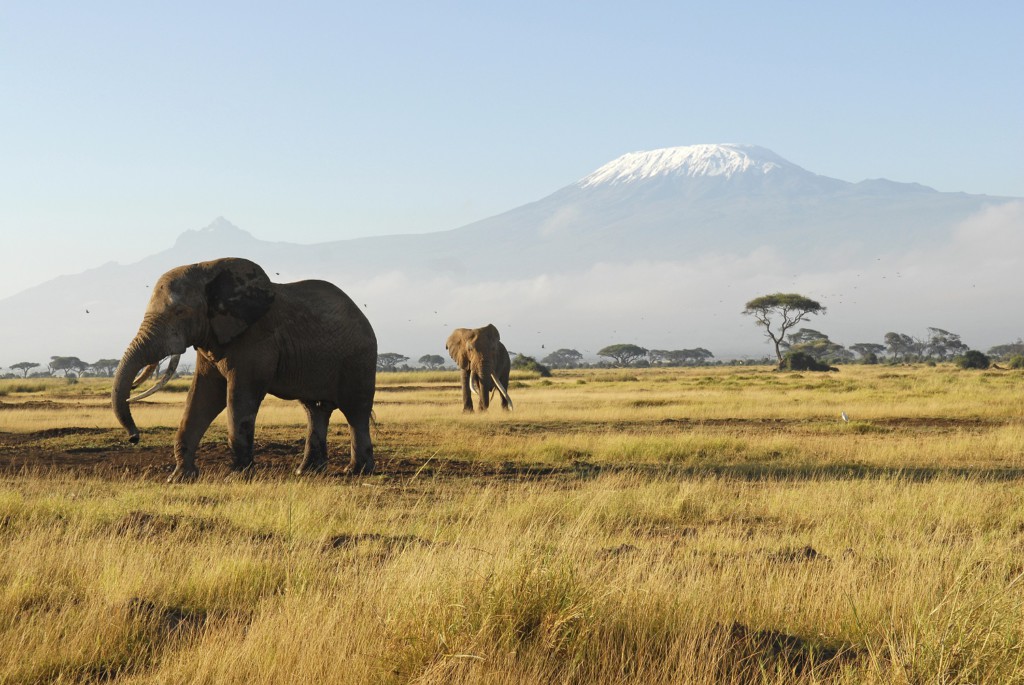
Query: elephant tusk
xmin=469 ymin=376 xmax=479 ymax=396
xmin=490 ymin=373 xmax=513 ymax=410
xmin=131 ymin=363 xmax=158 ymax=390
xmin=128 ymin=354 xmax=181 ymax=403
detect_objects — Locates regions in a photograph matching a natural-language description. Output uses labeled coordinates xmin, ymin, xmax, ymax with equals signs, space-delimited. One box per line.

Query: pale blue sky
xmin=1 ymin=1 xmax=1021 ymax=298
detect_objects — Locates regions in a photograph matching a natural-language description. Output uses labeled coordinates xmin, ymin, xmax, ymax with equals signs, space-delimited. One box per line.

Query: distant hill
xmin=1 ymin=144 xmax=1021 ymax=365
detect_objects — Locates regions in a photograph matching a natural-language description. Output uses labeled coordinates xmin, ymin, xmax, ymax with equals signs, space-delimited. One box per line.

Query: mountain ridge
xmin=1 ymin=144 xmax=1021 ymax=363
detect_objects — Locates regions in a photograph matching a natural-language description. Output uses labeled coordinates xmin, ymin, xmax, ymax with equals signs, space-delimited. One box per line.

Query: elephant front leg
xmin=476 ymin=373 xmax=491 ymax=412
xmin=170 ymin=362 xmax=227 ymax=483
xmin=296 ymin=400 xmax=333 ymax=475
xmin=460 ymin=369 xmax=474 ymax=413
xmin=226 ymin=386 xmax=266 ymax=473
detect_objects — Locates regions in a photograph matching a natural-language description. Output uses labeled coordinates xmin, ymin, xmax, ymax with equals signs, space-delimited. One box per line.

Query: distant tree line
xmin=738 ymin=291 xmax=1015 ymax=371
xmin=0 ymin=357 xmax=120 ymax=379
xmin=0 ymin=356 xmax=195 ymax=379
xmin=6 ymin=332 xmax=1024 ymax=379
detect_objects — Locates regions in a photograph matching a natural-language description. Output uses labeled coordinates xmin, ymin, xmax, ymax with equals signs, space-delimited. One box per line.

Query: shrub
xmin=1007 ymin=355 xmax=1024 ymax=369
xmin=511 ymin=355 xmax=552 ymax=377
xmin=955 ymin=350 xmax=990 ymax=370
xmin=779 ymin=351 xmax=837 ymax=372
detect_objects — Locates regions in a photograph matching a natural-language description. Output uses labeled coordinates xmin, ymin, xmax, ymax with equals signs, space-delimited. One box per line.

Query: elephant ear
xmin=446 ymin=329 xmax=470 ymax=366
xmin=205 ymin=260 xmax=276 ymax=345
xmin=481 ymin=323 xmax=501 ymax=341
xmin=479 ymin=324 xmax=502 ymax=354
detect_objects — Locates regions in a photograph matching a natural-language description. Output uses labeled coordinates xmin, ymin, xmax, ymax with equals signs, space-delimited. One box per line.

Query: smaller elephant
xmin=445 ymin=324 xmax=513 ymax=412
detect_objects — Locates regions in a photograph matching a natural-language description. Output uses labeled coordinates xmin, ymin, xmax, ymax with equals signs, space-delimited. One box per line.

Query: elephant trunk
xmin=476 ymin=359 xmax=493 ymax=410
xmin=111 ymin=316 xmax=178 ymax=443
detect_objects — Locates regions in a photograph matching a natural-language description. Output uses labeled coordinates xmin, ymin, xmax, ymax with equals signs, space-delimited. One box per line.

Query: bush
xmin=1007 ymin=355 xmax=1024 ymax=369
xmin=511 ymin=355 xmax=552 ymax=377
xmin=955 ymin=350 xmax=990 ymax=370
xmin=779 ymin=351 xmax=837 ymax=372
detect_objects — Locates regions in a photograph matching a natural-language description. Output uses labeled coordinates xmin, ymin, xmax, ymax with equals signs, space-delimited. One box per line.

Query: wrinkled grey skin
xmin=112 ymin=258 xmax=377 ymax=482
xmin=445 ymin=324 xmax=512 ymax=412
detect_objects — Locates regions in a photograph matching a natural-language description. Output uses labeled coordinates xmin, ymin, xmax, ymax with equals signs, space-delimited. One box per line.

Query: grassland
xmin=1 ymin=365 xmax=1023 ymax=683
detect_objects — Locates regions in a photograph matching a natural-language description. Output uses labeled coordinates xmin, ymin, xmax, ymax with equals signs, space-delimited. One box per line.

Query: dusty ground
xmin=0 ymin=411 xmax=606 ymax=482
xmin=0 ymin=415 xmax=1014 ymax=484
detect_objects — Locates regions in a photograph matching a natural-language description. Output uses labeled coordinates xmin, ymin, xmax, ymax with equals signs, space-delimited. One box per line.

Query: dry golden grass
xmin=1 ymin=364 xmax=1024 ymax=683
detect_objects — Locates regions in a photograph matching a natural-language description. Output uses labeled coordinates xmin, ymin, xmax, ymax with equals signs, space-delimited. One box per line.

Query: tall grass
xmin=2 ymin=365 xmax=1024 ymax=682
xmin=4 ymin=474 xmax=1024 ymax=682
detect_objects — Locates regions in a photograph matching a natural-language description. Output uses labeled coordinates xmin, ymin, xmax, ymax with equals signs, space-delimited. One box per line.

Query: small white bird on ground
xmin=840 ymin=411 xmax=849 ymax=423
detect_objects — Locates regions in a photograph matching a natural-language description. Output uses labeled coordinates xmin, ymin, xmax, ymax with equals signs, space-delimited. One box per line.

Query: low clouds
xmin=365 ymin=202 xmax=1024 ymax=360
xmin=1 ymin=204 xmax=1019 ymax=365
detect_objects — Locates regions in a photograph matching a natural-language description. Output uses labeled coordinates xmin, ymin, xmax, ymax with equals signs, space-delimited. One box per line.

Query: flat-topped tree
xmin=91 ymin=359 xmax=120 ymax=377
xmin=850 ymin=343 xmax=886 ymax=363
xmin=48 ymin=356 xmax=87 ymax=377
xmin=597 ymin=344 xmax=649 ymax=367
xmin=541 ymin=348 xmax=584 ymax=369
xmin=418 ymin=354 xmax=445 ymax=370
xmin=376 ymin=353 xmax=409 ymax=372
xmin=743 ymin=293 xmax=825 ymax=364
xmin=10 ymin=362 xmax=41 ymax=377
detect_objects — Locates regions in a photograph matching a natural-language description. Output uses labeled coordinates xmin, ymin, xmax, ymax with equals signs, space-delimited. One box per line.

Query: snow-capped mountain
xmin=578 ymin=144 xmax=796 ymax=186
xmin=1 ymin=145 xmax=1021 ymax=363
xmin=423 ymin=143 xmax=997 ymax=275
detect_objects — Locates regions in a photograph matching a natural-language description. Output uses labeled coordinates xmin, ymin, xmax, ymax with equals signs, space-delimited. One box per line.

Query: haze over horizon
xmin=1 ymin=143 xmax=1020 ymax=365
xmin=1 ymin=3 xmax=1022 ymax=300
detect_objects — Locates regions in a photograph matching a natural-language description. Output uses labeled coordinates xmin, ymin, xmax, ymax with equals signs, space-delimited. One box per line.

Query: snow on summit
xmin=578 ymin=144 xmax=793 ymax=187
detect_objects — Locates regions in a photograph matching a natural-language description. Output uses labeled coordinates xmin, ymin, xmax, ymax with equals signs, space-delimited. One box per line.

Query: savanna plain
xmin=2 ymin=365 xmax=1023 ymax=684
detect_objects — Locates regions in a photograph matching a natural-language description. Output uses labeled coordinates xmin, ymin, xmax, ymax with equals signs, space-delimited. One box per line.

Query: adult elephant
xmin=445 ymin=324 xmax=513 ymax=412
xmin=111 ymin=257 xmax=377 ymax=482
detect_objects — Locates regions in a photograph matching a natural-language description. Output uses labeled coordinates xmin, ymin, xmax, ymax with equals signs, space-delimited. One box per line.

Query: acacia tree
xmin=10 ymin=362 xmax=40 ymax=377
xmin=541 ymin=348 xmax=584 ymax=369
xmin=850 ymin=343 xmax=886 ymax=363
xmin=924 ymin=328 xmax=968 ymax=361
xmin=743 ymin=293 xmax=826 ymax=364
xmin=376 ymin=353 xmax=409 ymax=372
xmin=597 ymin=344 xmax=648 ymax=367
xmin=418 ymin=354 xmax=445 ymax=369
xmin=783 ymin=328 xmax=852 ymax=364
xmin=649 ymin=348 xmax=714 ymax=366
xmin=884 ymin=332 xmax=920 ymax=362
xmin=91 ymin=359 xmax=120 ymax=377
xmin=988 ymin=340 xmax=1024 ymax=360
xmin=49 ymin=356 xmax=88 ymax=377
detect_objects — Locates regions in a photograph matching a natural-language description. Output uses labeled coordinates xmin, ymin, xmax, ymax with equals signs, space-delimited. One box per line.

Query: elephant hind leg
xmin=296 ymin=400 xmax=334 ymax=476
xmin=339 ymin=402 xmax=374 ymax=475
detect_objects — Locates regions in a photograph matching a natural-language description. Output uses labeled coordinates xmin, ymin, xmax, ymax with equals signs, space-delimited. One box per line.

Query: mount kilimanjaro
xmin=1 ymin=144 xmax=1020 ymax=362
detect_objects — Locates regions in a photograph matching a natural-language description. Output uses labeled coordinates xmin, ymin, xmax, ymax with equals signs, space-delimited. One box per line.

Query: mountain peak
xmin=203 ymin=216 xmax=242 ymax=232
xmin=577 ymin=144 xmax=798 ymax=188
xmin=174 ymin=217 xmax=255 ymax=247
